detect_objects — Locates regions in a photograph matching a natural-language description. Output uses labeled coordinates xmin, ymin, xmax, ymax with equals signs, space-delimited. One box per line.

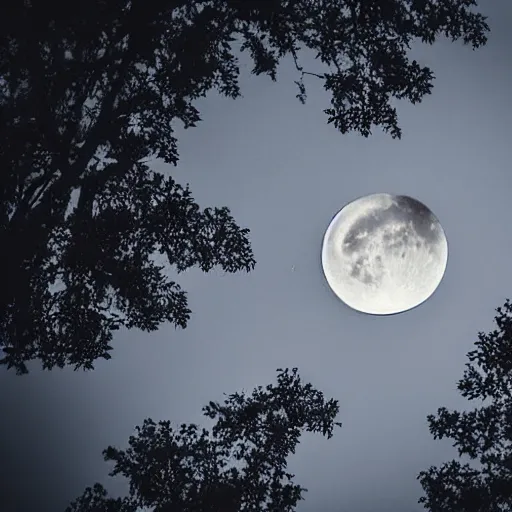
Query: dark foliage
xmin=0 ymin=0 xmax=489 ymax=373
xmin=66 ymin=368 xmax=342 ymax=511
xmin=418 ymin=300 xmax=512 ymax=511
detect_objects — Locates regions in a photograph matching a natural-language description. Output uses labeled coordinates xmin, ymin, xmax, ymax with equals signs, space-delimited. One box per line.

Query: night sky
xmin=2 ymin=1 xmax=512 ymax=510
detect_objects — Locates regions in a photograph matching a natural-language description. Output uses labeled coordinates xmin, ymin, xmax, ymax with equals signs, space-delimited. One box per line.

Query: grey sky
xmin=2 ymin=1 xmax=512 ymax=511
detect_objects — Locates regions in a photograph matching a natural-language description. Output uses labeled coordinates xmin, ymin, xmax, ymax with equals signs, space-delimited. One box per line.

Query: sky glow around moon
xmin=321 ymin=193 xmax=448 ymax=315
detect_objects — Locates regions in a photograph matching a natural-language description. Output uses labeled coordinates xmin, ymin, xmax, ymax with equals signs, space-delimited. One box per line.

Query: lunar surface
xmin=321 ymin=193 xmax=448 ymax=315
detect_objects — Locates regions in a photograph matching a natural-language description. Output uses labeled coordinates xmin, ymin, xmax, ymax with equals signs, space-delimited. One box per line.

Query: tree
xmin=65 ymin=368 xmax=342 ymax=511
xmin=417 ymin=299 xmax=512 ymax=511
xmin=0 ymin=1 xmax=489 ymax=374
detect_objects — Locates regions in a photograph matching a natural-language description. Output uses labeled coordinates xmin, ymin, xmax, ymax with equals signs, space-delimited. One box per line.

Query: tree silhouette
xmin=418 ymin=300 xmax=512 ymax=511
xmin=65 ymin=368 xmax=342 ymax=512
xmin=0 ymin=1 xmax=489 ymax=373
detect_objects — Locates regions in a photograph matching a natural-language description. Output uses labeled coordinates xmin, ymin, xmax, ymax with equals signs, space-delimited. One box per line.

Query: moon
xmin=321 ymin=193 xmax=448 ymax=315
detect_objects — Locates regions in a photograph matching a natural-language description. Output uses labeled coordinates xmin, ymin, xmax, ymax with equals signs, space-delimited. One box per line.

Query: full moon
xmin=321 ymin=193 xmax=448 ymax=315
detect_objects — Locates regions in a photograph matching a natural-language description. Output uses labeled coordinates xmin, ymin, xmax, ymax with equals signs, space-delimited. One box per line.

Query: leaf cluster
xmin=66 ymin=368 xmax=342 ymax=512
xmin=418 ymin=300 xmax=512 ymax=511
